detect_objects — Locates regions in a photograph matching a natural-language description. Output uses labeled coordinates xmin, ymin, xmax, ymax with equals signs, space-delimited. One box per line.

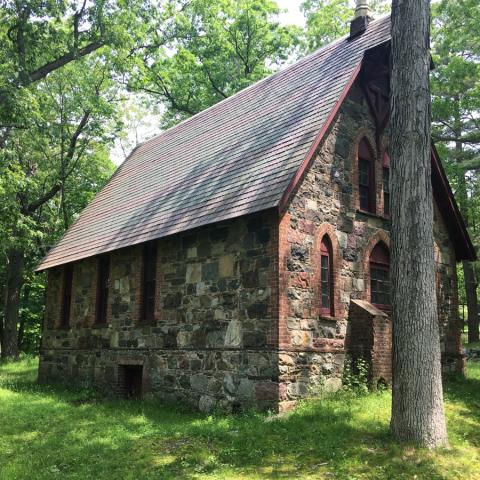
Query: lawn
xmin=0 ymin=359 xmax=479 ymax=480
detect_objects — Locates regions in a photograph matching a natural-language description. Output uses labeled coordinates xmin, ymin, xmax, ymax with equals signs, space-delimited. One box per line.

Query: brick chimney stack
xmin=350 ymin=0 xmax=373 ymax=38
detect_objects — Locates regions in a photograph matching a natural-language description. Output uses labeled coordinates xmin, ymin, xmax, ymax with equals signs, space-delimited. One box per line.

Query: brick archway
xmin=312 ymin=223 xmax=343 ymax=319
xmin=362 ymin=229 xmax=390 ymax=303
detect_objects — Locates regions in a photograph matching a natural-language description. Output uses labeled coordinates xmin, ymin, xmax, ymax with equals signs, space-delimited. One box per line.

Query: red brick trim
xmin=86 ymin=258 xmax=98 ymax=327
xmin=56 ymin=265 xmax=74 ymax=329
xmin=312 ymin=223 xmax=344 ymax=319
xmin=88 ymin=253 xmax=112 ymax=327
xmin=378 ymin=138 xmax=390 ymax=217
xmin=278 ymin=212 xmax=291 ymax=349
xmin=133 ymin=245 xmax=147 ymax=326
xmin=267 ymin=214 xmax=280 ymax=348
xmin=47 ymin=268 xmax=61 ymax=329
xmin=362 ymin=229 xmax=390 ymax=303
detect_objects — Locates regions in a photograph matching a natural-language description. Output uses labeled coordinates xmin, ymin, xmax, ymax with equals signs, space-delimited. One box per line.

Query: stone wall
xmin=276 ymin=80 xmax=463 ymax=409
xmin=39 ymin=210 xmax=281 ymax=411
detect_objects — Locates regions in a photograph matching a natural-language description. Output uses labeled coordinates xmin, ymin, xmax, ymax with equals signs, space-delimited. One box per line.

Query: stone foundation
xmin=39 ymin=347 xmax=279 ymax=411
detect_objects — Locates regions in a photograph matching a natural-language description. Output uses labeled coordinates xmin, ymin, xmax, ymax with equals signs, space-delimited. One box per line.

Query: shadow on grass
xmin=1 ymin=360 xmax=479 ymax=480
xmin=443 ymin=362 xmax=480 ymax=447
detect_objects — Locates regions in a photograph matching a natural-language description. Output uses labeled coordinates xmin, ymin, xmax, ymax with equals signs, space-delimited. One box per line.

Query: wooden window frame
xmin=383 ymin=151 xmax=390 ymax=217
xmin=95 ymin=255 xmax=110 ymax=325
xmin=60 ymin=264 xmax=73 ymax=328
xmin=320 ymin=235 xmax=334 ymax=316
xmin=358 ymin=138 xmax=376 ymax=214
xmin=369 ymin=243 xmax=390 ymax=310
xmin=141 ymin=241 xmax=157 ymax=323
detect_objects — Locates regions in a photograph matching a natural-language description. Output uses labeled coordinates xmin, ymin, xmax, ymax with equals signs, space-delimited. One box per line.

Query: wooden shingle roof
xmin=37 ymin=17 xmax=393 ymax=271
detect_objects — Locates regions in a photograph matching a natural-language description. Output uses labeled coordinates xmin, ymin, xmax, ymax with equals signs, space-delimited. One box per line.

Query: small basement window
xmin=119 ymin=365 xmax=143 ymax=399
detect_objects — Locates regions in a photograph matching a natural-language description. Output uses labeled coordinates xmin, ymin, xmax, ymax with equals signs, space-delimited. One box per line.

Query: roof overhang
xmin=431 ymin=143 xmax=476 ymax=261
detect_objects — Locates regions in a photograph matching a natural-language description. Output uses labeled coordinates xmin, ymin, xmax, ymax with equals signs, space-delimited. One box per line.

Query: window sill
xmin=356 ymin=209 xmax=390 ymax=221
xmin=318 ymin=314 xmax=339 ymax=322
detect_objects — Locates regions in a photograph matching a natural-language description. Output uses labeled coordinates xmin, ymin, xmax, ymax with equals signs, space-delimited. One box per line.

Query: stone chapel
xmin=37 ymin=10 xmax=475 ymax=412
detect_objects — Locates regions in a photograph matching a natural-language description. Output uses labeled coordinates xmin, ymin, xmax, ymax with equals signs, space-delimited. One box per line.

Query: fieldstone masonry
xmin=39 ymin=80 xmax=464 ymax=411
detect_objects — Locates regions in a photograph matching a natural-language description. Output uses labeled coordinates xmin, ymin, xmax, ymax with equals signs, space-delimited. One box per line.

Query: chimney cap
xmin=350 ymin=0 xmax=373 ymax=38
xmin=354 ymin=0 xmax=371 ymax=19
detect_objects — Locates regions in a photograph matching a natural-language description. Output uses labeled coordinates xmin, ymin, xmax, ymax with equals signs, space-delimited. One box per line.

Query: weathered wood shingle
xmin=37 ymin=16 xmax=391 ymax=271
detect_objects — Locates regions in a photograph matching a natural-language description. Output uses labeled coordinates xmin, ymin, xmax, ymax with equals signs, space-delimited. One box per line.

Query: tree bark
xmin=17 ymin=284 xmax=30 ymax=351
xmin=390 ymin=0 xmax=448 ymax=447
xmin=1 ymin=248 xmax=24 ymax=360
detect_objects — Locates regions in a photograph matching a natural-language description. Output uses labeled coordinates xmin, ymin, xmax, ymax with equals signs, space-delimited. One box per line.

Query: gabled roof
xmin=36 ymin=15 xmax=473 ymax=271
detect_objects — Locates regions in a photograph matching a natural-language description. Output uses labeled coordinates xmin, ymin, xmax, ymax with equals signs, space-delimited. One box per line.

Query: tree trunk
xmin=390 ymin=0 xmax=448 ymax=447
xmin=1 ymin=248 xmax=24 ymax=360
xmin=17 ymin=284 xmax=30 ymax=351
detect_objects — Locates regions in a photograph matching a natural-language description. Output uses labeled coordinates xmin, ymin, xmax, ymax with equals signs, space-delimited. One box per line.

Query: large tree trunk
xmin=1 ymin=248 xmax=24 ymax=360
xmin=390 ymin=0 xmax=448 ymax=447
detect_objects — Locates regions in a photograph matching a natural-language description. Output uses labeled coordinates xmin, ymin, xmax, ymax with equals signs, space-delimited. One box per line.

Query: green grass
xmin=460 ymin=327 xmax=480 ymax=349
xmin=0 ymin=358 xmax=479 ymax=480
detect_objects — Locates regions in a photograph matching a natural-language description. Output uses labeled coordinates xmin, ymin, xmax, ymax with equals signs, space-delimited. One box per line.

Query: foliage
xmin=131 ymin=0 xmax=301 ymax=128
xmin=0 ymin=358 xmax=479 ymax=479
xmin=431 ymin=0 xmax=480 ymax=195
xmin=431 ymin=0 xmax=480 ymax=329
xmin=0 ymin=51 xmax=119 ymax=351
xmin=0 ymin=0 xmax=156 ymax=356
xmin=301 ymin=0 xmax=390 ymax=52
xmin=342 ymin=356 xmax=370 ymax=395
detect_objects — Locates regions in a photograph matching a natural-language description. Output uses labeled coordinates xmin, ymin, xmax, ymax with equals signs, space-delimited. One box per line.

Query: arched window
xmin=358 ymin=138 xmax=376 ymax=213
xmin=370 ymin=242 xmax=390 ymax=309
xmin=383 ymin=151 xmax=390 ymax=216
xmin=320 ymin=235 xmax=334 ymax=316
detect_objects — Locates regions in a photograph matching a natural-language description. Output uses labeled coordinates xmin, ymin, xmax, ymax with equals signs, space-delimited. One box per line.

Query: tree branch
xmin=25 ymin=41 xmax=104 ymax=85
xmin=23 ymin=110 xmax=91 ymax=214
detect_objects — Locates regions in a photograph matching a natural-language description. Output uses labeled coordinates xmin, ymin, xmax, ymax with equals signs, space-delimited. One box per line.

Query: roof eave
xmin=431 ymin=143 xmax=477 ymax=261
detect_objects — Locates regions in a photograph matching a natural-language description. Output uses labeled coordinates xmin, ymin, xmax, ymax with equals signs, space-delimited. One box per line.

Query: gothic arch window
xmin=320 ymin=235 xmax=334 ymax=316
xmin=358 ymin=138 xmax=376 ymax=213
xmin=370 ymin=242 xmax=390 ymax=309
